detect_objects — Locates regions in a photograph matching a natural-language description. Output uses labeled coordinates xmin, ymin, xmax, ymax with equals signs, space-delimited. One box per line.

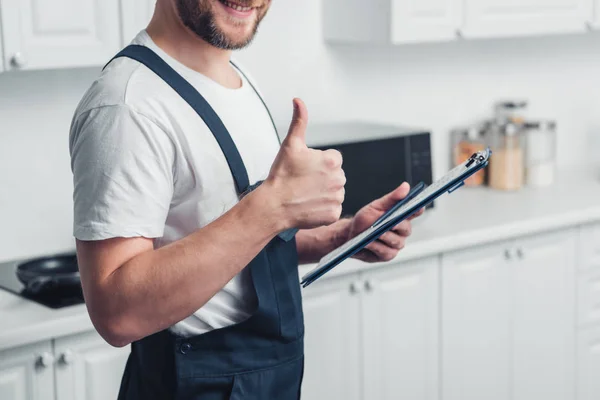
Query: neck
xmin=146 ymin=0 xmax=240 ymax=88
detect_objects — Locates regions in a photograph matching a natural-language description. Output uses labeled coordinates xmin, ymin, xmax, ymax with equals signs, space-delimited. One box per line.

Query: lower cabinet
xmin=301 ymin=256 xmax=440 ymax=400
xmin=577 ymin=327 xmax=600 ymax=400
xmin=0 ymin=341 xmax=55 ymax=400
xmin=442 ymin=229 xmax=576 ymax=400
xmin=54 ymin=331 xmax=130 ymax=400
xmin=301 ymin=274 xmax=361 ymax=400
xmin=361 ymin=258 xmax=439 ymax=400
xmin=0 ymin=331 xmax=130 ymax=400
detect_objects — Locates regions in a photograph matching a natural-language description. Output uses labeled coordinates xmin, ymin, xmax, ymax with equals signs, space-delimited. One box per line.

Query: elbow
xmin=92 ymin=314 xmax=135 ymax=348
xmin=87 ymin=300 xmax=138 ymax=348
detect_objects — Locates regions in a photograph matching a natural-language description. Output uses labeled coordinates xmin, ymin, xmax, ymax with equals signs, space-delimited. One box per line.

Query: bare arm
xmin=78 ymin=185 xmax=283 ymax=347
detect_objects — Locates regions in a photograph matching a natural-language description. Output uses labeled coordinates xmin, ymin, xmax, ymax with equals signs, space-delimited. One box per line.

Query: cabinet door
xmin=391 ymin=0 xmax=462 ymax=43
xmin=462 ymin=0 xmax=593 ymax=38
xmin=577 ymin=327 xmax=600 ymax=400
xmin=0 ymin=341 xmax=55 ymax=400
xmin=512 ymin=230 xmax=576 ymax=400
xmin=594 ymin=0 xmax=600 ymax=28
xmin=121 ymin=0 xmax=156 ymax=45
xmin=0 ymin=0 xmax=121 ymax=71
xmin=54 ymin=330 xmax=130 ymax=400
xmin=442 ymin=241 xmax=512 ymax=400
xmin=362 ymin=257 xmax=439 ymax=400
xmin=579 ymin=223 xmax=600 ymax=273
xmin=301 ymin=274 xmax=361 ymax=400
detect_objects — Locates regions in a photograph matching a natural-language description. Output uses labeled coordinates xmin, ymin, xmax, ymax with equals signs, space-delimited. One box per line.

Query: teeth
xmin=222 ymin=0 xmax=252 ymax=11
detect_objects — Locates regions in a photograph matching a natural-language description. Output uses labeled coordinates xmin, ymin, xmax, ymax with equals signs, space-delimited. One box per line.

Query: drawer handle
xmin=59 ymin=349 xmax=75 ymax=365
xmin=10 ymin=52 xmax=27 ymax=69
xmin=36 ymin=352 xmax=54 ymax=369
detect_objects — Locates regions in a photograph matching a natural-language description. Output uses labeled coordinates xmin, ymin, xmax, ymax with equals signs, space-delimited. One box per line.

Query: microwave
xmin=304 ymin=122 xmax=434 ymax=216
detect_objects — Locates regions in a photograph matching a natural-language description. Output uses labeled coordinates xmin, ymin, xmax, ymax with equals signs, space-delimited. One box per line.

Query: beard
xmin=175 ymin=0 xmax=269 ymax=50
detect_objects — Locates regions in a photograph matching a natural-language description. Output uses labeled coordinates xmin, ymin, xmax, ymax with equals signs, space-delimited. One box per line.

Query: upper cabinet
xmin=0 ymin=0 xmax=121 ymax=71
xmin=120 ymin=0 xmax=156 ymax=46
xmin=324 ymin=0 xmax=596 ymax=44
xmin=594 ymin=0 xmax=600 ymax=28
xmin=461 ymin=0 xmax=594 ymax=38
xmin=323 ymin=0 xmax=462 ymax=44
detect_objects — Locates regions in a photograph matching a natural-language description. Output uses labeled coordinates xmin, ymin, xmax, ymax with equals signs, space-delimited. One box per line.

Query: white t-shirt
xmin=69 ymin=31 xmax=281 ymax=337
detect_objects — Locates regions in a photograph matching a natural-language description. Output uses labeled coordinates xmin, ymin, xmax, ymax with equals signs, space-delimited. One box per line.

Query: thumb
xmin=371 ymin=182 xmax=411 ymax=212
xmin=282 ymin=98 xmax=308 ymax=148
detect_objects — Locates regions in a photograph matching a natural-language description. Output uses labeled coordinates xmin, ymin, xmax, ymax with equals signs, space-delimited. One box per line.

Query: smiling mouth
xmin=217 ymin=0 xmax=256 ymax=12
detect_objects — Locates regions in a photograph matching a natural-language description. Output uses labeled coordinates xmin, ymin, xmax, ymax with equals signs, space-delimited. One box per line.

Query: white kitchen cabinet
xmin=579 ymin=223 xmax=600 ymax=273
xmin=120 ymin=0 xmax=156 ymax=45
xmin=594 ymin=0 xmax=600 ymax=28
xmin=0 ymin=340 xmax=55 ymax=400
xmin=442 ymin=240 xmax=512 ymax=400
xmin=301 ymin=274 xmax=361 ymax=400
xmin=323 ymin=0 xmax=462 ymax=44
xmin=512 ymin=230 xmax=576 ymax=400
xmin=0 ymin=0 xmax=121 ymax=71
xmin=461 ymin=0 xmax=594 ymax=38
xmin=577 ymin=327 xmax=600 ymax=400
xmin=442 ymin=229 xmax=576 ymax=400
xmin=54 ymin=330 xmax=130 ymax=400
xmin=361 ymin=257 xmax=439 ymax=400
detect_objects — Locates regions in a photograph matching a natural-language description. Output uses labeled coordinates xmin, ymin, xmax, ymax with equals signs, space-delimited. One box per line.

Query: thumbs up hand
xmin=265 ymin=98 xmax=346 ymax=230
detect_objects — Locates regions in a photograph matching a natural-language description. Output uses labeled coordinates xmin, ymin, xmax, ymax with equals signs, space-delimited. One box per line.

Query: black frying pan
xmin=16 ymin=254 xmax=80 ymax=295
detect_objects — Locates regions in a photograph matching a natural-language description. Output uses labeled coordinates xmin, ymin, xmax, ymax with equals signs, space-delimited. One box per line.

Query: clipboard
xmin=300 ymin=148 xmax=492 ymax=288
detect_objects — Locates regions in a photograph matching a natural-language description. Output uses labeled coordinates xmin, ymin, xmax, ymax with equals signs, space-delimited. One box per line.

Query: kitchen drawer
xmin=578 ymin=271 xmax=600 ymax=327
xmin=579 ymin=224 xmax=600 ymax=273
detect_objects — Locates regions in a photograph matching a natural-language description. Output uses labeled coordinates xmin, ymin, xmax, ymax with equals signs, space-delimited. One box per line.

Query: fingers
xmin=391 ymin=220 xmax=412 ymax=237
xmin=370 ymin=182 xmax=410 ymax=212
xmin=378 ymin=231 xmax=407 ymax=250
xmin=282 ymin=98 xmax=308 ymax=148
xmin=364 ymin=240 xmax=398 ymax=262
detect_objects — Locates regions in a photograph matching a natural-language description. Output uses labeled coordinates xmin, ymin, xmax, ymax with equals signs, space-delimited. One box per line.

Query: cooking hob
xmin=0 ymin=254 xmax=85 ymax=309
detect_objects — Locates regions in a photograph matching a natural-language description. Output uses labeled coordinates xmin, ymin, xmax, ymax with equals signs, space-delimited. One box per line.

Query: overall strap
xmin=105 ymin=45 xmax=250 ymax=194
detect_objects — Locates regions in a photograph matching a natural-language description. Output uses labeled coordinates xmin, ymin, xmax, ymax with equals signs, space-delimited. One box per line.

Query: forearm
xmin=296 ymin=218 xmax=352 ymax=264
xmin=89 ymin=185 xmax=284 ymax=346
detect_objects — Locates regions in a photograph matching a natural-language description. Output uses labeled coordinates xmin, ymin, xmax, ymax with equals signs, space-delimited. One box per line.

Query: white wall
xmin=1 ymin=0 xmax=600 ymax=262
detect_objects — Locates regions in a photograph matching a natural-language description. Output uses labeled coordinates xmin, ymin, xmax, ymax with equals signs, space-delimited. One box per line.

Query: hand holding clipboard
xmin=301 ymin=148 xmax=492 ymax=287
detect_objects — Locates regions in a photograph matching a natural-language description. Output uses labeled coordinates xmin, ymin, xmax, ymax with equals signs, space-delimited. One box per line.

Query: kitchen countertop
xmin=2 ymin=167 xmax=600 ymax=352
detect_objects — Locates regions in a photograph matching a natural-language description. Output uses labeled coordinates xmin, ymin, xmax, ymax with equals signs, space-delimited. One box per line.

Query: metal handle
xmin=36 ymin=352 xmax=54 ymax=369
xmin=60 ymin=349 xmax=75 ymax=365
xmin=516 ymin=248 xmax=524 ymax=259
xmin=349 ymin=281 xmax=362 ymax=295
xmin=504 ymin=249 xmax=513 ymax=260
xmin=455 ymin=29 xmax=463 ymax=38
xmin=10 ymin=52 xmax=27 ymax=69
xmin=364 ymin=279 xmax=377 ymax=293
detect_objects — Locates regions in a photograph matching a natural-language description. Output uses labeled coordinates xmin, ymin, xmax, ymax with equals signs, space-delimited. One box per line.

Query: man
xmin=69 ymin=0 xmax=421 ymax=398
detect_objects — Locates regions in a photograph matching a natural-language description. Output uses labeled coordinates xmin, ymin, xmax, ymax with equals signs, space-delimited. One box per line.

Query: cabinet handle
xmin=10 ymin=52 xmax=27 ymax=69
xmin=364 ymin=279 xmax=377 ymax=292
xmin=504 ymin=249 xmax=513 ymax=260
xmin=59 ymin=349 xmax=75 ymax=365
xmin=516 ymin=248 xmax=524 ymax=259
xmin=36 ymin=352 xmax=54 ymax=369
xmin=349 ymin=281 xmax=362 ymax=295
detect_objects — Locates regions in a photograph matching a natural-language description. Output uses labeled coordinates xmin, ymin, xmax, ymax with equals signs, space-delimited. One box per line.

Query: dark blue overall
xmin=105 ymin=46 xmax=305 ymax=400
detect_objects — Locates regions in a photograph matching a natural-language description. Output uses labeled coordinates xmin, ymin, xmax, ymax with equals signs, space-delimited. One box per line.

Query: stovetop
xmin=0 ymin=254 xmax=85 ymax=309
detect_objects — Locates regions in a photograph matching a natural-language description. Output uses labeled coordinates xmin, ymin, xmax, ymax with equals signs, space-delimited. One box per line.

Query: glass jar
xmin=451 ymin=125 xmax=486 ymax=187
xmin=488 ymin=122 xmax=525 ymax=191
xmin=524 ymin=120 xmax=557 ymax=187
xmin=494 ymin=100 xmax=528 ymax=126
